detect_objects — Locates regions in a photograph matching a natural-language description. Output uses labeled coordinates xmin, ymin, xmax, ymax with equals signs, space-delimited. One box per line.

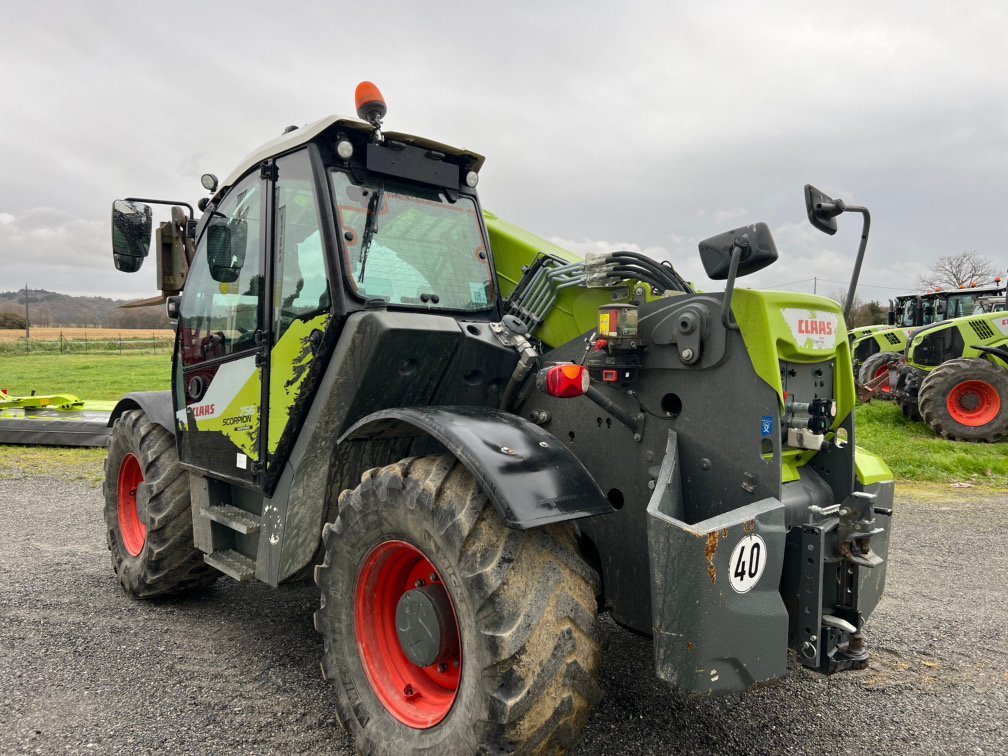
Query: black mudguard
xmin=108 ymin=391 xmax=176 ymax=434
xmin=340 ymin=406 xmax=614 ymax=528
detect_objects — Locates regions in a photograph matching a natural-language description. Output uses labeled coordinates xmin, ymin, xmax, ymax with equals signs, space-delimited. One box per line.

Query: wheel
xmin=900 ymin=398 xmax=922 ymax=423
xmin=857 ymin=352 xmax=901 ymax=399
xmin=103 ymin=409 xmax=218 ymax=597
xmin=892 ymin=366 xmax=923 ymax=422
xmin=314 ymin=455 xmax=602 ymax=755
xmin=918 ymin=358 xmax=1008 ymax=442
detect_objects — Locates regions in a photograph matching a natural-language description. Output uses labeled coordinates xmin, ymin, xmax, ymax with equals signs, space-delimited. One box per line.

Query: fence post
xmin=152 ymin=331 xmax=156 ymax=354
xmin=59 ymin=332 xmax=64 ymax=354
xmin=84 ymin=330 xmax=88 ymax=355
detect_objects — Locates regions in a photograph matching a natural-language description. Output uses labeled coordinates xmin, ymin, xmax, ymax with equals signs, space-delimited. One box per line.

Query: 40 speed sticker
xmin=728 ymin=534 xmax=766 ymax=594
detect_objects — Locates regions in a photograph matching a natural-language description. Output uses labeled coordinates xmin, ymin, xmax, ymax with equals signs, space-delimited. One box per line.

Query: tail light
xmin=537 ymin=364 xmax=590 ymax=398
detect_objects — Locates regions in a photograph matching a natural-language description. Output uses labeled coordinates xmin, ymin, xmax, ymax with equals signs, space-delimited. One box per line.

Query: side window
xmin=274 ymin=150 xmax=329 ymax=342
xmin=179 ymin=173 xmax=263 ymax=366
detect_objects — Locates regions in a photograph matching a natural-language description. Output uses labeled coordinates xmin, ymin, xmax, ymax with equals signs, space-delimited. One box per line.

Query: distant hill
xmin=0 ymin=289 xmax=169 ymax=329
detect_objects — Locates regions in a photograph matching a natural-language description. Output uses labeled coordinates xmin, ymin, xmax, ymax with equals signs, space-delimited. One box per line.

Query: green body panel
xmin=848 ymin=324 xmax=887 ymax=340
xmin=854 ymin=445 xmax=893 ymax=485
xmin=731 ymin=290 xmax=855 ymax=425
xmin=0 ymin=393 xmax=85 ymax=411
xmin=267 ymin=313 xmax=329 ymax=454
xmin=851 ymin=326 xmax=910 ymax=358
xmin=907 ymin=310 xmax=1008 ymax=372
xmin=484 ymin=210 xmax=649 ymax=348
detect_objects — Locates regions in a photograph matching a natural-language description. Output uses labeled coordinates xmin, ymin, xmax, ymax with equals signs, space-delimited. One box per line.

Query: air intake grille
xmin=969 ymin=319 xmax=995 ymax=340
xmin=884 ymin=332 xmax=902 ymax=345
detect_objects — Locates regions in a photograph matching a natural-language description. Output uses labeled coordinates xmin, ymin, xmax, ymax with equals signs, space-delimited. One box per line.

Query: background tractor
xmin=853 ymin=282 xmax=1005 ymax=397
xmin=103 ymin=83 xmax=895 ymax=754
xmin=890 ymin=301 xmax=1008 ymax=440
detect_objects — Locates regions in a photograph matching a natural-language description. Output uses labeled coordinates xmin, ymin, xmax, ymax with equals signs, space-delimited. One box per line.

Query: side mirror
xmin=804 ymin=184 xmax=843 ymax=236
xmin=111 ymin=200 xmax=153 ymax=272
xmin=206 ymin=219 xmax=247 ymax=283
xmin=698 ymin=222 xmax=778 ymax=280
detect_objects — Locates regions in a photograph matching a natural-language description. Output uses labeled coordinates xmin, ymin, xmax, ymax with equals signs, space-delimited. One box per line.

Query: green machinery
xmin=854 ymin=284 xmax=1005 ymax=395
xmin=102 ymin=83 xmax=895 ymax=754
xmin=888 ymin=305 xmax=1008 ymax=440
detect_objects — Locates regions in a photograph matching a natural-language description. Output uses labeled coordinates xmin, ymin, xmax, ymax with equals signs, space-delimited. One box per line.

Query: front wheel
xmin=103 ymin=409 xmax=218 ymax=597
xmin=918 ymin=358 xmax=1008 ymax=442
xmin=314 ymin=455 xmax=602 ymax=754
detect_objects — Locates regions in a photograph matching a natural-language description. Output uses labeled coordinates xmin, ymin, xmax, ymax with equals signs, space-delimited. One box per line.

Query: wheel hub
xmin=947 ymin=379 xmax=1001 ymax=427
xmin=395 ymin=584 xmax=458 ymax=668
xmin=355 ymin=540 xmax=462 ymax=728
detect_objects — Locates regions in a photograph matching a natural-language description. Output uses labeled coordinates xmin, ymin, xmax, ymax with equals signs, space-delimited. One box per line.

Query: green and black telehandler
xmin=104 ymin=83 xmax=895 ymax=754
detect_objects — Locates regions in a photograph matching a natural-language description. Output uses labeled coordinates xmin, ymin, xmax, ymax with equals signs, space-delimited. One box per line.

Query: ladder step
xmin=204 ymin=549 xmax=255 ymax=581
xmin=205 ymin=503 xmax=261 ymax=534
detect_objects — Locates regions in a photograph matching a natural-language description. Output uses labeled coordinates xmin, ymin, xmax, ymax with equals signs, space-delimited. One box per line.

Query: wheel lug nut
xmin=415 ymin=579 xmax=424 ymax=588
xmin=453 ymin=659 xmax=459 ymax=668
xmin=437 ymin=663 xmax=447 ymax=673
xmin=429 ymin=572 xmax=438 ymax=582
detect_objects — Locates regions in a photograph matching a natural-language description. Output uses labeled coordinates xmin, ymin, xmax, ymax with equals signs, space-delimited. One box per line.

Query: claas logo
xmin=192 ymin=403 xmax=216 ymax=418
xmin=796 ymin=318 xmax=834 ymax=336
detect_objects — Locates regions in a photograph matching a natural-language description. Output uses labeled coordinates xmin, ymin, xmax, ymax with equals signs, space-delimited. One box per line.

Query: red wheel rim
xmin=947 ymin=380 xmax=1001 ymax=427
xmin=117 ymin=453 xmax=146 ymax=556
xmin=354 ymin=540 xmax=461 ymax=728
xmin=874 ymin=364 xmax=892 ymax=394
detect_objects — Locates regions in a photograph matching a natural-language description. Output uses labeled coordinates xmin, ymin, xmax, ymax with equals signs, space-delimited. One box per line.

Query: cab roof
xmin=217 ymin=115 xmax=485 ymax=199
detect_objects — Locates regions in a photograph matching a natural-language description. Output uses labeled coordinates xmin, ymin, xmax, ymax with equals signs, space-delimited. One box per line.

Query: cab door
xmin=263 ymin=149 xmax=335 ymax=483
xmin=174 ymin=169 xmax=266 ymax=486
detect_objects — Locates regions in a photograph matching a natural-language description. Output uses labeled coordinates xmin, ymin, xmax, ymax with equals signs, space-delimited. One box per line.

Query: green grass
xmin=0 ymin=353 xmax=170 ymax=400
xmin=854 ymin=401 xmax=1008 ymax=489
xmin=0 ymin=353 xmax=170 ymax=482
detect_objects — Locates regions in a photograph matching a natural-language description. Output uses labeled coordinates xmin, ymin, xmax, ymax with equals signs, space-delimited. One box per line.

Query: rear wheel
xmin=918 ymin=358 xmax=1008 ymax=442
xmin=858 ymin=352 xmax=901 ymax=398
xmin=314 ymin=455 xmax=602 ymax=754
xmin=103 ymin=409 xmax=218 ymax=597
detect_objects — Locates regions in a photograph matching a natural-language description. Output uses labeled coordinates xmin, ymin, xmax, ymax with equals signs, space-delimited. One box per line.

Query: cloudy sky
xmin=1 ymin=2 xmax=1005 ymax=302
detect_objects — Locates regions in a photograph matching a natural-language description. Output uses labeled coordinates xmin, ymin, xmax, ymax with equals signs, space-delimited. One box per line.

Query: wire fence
xmin=0 ymin=332 xmax=174 ymax=356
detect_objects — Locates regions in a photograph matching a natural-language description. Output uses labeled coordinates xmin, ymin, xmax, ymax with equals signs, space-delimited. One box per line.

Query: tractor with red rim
xmin=103 ymin=83 xmax=896 ymax=753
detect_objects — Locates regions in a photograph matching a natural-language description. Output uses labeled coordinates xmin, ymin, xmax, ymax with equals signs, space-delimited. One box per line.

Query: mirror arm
xmin=721 ymin=244 xmax=743 ymax=331
xmin=124 ymin=197 xmax=196 ymax=223
xmin=841 ymin=206 xmax=871 ymax=322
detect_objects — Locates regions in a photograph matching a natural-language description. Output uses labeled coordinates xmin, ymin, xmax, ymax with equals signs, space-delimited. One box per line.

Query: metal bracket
xmin=797 ymin=524 xmax=825 ymax=669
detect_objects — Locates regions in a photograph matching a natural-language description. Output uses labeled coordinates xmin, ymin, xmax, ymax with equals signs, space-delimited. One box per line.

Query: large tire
xmin=103 ymin=409 xmax=218 ymax=598
xmin=858 ymin=351 xmax=901 ymax=399
xmin=314 ymin=455 xmax=602 ymax=755
xmin=918 ymin=358 xmax=1008 ymax=442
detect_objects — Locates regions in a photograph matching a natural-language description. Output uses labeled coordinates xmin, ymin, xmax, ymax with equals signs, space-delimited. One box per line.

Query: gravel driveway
xmin=1 ymin=476 xmax=1005 ymax=755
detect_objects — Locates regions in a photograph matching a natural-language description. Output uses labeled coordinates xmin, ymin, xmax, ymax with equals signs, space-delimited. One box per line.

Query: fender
xmin=108 ymin=391 xmax=176 ymax=434
xmin=340 ymin=406 xmax=615 ymax=529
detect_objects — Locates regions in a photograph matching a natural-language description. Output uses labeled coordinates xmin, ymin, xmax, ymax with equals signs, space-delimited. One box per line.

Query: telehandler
xmin=104 ymin=83 xmax=895 ymax=754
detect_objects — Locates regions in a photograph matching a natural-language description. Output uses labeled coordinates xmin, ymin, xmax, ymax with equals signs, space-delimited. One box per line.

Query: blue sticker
xmin=760 ymin=416 xmax=774 ymax=437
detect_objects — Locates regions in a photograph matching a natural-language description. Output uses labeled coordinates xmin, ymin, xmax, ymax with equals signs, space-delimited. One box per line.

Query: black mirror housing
xmin=804 ymin=184 xmax=841 ymax=236
xmin=698 ymin=222 xmax=778 ymax=280
xmin=111 ymin=200 xmax=153 ymax=272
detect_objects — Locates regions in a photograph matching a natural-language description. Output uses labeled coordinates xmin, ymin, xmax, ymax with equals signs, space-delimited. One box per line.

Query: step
xmin=205 ymin=503 xmax=261 ymax=534
xmin=204 ymin=549 xmax=256 ymax=581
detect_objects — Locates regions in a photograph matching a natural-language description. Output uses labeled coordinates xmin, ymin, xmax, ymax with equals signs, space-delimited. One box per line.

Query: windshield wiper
xmin=358 ymin=187 xmax=383 ymax=283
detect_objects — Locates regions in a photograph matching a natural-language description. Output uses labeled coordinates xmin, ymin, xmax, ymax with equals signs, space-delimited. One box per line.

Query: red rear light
xmin=537 ymin=364 xmax=590 ymax=398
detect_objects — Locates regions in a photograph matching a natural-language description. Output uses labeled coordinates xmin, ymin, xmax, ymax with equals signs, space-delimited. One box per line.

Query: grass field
xmin=1 ymin=353 xmax=1006 ymax=490
xmin=0 ymin=353 xmax=171 ymax=400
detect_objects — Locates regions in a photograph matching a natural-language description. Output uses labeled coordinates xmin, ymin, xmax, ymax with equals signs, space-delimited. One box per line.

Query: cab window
xmin=179 ymin=173 xmax=263 ymax=366
xmin=274 ymin=150 xmax=329 ymax=342
xmin=330 ymin=170 xmax=493 ymax=311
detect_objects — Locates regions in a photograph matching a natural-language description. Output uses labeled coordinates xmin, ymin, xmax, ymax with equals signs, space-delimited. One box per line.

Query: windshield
xmin=943 ymin=293 xmax=977 ymax=319
xmin=330 ymin=170 xmax=494 ymax=311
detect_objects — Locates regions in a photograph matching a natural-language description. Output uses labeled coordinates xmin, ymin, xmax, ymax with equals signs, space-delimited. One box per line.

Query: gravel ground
xmin=1 ymin=476 xmax=1005 ymax=755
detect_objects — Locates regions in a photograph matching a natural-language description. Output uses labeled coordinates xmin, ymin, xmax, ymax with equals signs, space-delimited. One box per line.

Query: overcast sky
xmin=1 ymin=1 xmax=1005 ymax=302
